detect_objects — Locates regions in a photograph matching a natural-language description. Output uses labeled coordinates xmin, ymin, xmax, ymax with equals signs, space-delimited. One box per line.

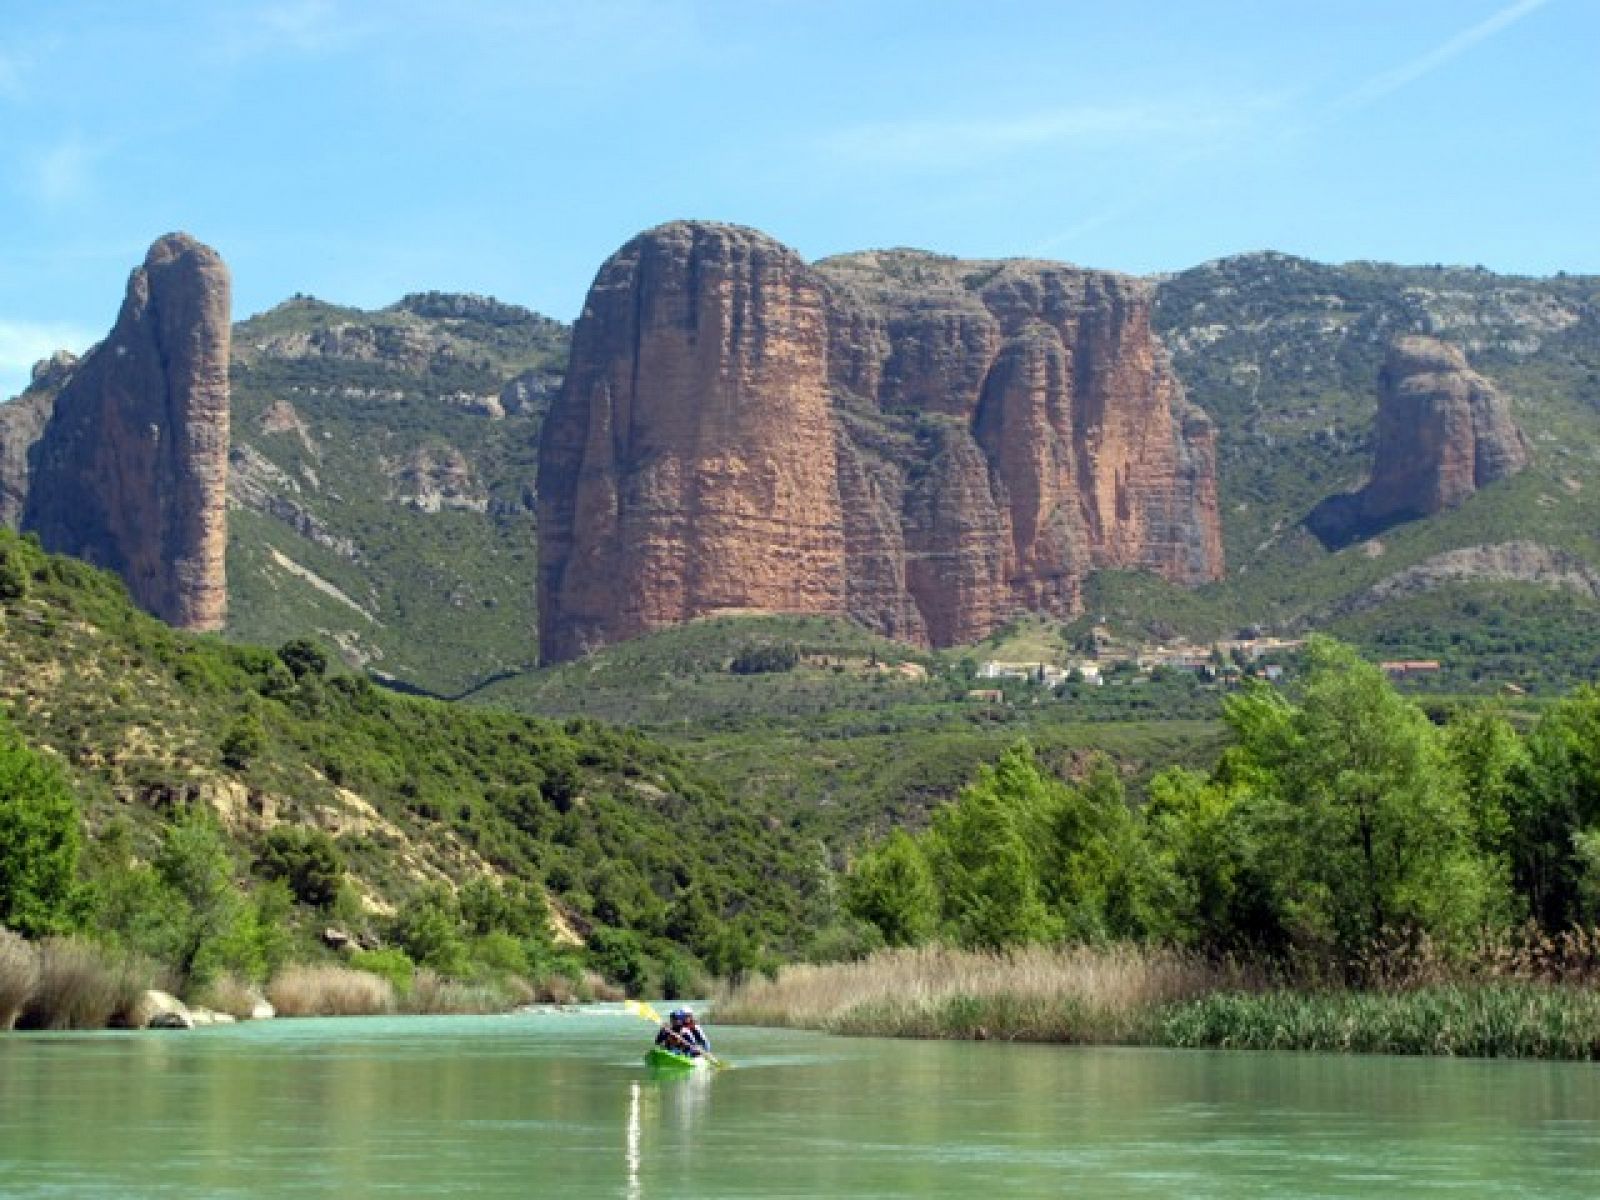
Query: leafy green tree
xmin=925 ymin=744 xmax=1060 ymax=948
xmin=155 ymin=812 xmax=246 ymax=984
xmin=220 ymin=713 xmax=267 ymax=771
xmin=459 ymin=876 xmax=550 ymax=944
xmin=844 ymin=829 xmax=938 ymax=947
xmin=0 ymin=721 xmax=82 ymax=937
xmin=1514 ymin=687 xmax=1600 ymax=927
xmin=391 ymin=887 xmax=469 ymax=977
xmin=1220 ymin=637 xmax=1505 ymax=962
xmin=256 ymin=826 xmax=345 ymax=909
xmin=587 ymin=926 xmax=649 ymax=994
xmin=277 ymin=638 xmax=329 ymax=681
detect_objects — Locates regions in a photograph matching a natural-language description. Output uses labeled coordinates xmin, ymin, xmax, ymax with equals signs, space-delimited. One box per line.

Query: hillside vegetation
xmin=0 ymin=529 xmax=829 ymax=1005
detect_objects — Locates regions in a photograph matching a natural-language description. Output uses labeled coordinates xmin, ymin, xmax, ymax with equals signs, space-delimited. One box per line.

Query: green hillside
xmin=1154 ymin=255 xmax=1600 ymax=634
xmin=224 ymin=293 xmax=567 ymax=695
xmin=0 ymin=529 xmax=827 ymax=978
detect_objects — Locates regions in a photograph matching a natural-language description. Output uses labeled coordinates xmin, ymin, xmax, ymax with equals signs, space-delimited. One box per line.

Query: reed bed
xmin=194 ymin=972 xmax=265 ymax=1021
xmin=718 ymin=944 xmax=1253 ymax=1044
xmin=0 ymin=929 xmax=39 ymax=1030
xmin=718 ymin=941 xmax=1600 ymax=1059
xmin=402 ymin=969 xmax=525 ymax=1015
xmin=19 ymin=938 xmax=151 ymax=1030
xmin=267 ymin=965 xmax=396 ymax=1017
xmin=1159 ymin=984 xmax=1600 ymax=1059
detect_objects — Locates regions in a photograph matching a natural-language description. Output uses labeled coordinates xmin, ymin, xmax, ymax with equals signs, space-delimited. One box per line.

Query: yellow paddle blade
xmin=624 ymin=999 xmax=663 ymax=1024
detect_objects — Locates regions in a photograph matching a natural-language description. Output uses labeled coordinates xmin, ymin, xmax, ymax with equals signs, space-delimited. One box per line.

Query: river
xmin=1 ymin=1007 xmax=1596 ymax=1197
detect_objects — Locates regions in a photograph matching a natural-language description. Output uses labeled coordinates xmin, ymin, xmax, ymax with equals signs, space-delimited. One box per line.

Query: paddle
xmin=624 ymin=999 xmax=727 ymax=1069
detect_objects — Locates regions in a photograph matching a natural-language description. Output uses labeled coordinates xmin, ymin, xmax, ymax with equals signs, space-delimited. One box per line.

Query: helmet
xmin=680 ymin=1007 xmax=696 ymax=1020
xmin=669 ymin=1009 xmax=687 ymax=1021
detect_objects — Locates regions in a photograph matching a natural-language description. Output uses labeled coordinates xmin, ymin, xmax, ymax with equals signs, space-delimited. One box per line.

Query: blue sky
xmin=1 ymin=0 xmax=1594 ymax=396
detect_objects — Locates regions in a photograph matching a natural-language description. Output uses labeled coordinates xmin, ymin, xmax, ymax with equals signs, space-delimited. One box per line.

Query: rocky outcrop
xmin=22 ymin=234 xmax=231 ymax=630
xmin=1327 ymin=542 xmax=1600 ymax=619
xmin=1309 ymin=336 xmax=1530 ymax=547
xmin=538 ymin=222 xmax=1223 ymax=660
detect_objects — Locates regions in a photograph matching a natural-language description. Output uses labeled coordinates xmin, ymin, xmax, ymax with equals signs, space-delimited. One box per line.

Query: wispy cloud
xmin=823 ymin=99 xmax=1276 ymax=172
xmin=0 ymin=320 xmax=98 ymax=399
xmin=1334 ymin=0 xmax=1554 ymax=112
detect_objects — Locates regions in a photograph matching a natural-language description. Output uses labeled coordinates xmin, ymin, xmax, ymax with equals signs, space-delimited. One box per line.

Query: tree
xmin=1513 ymin=687 xmax=1600 ymax=927
xmin=277 ymin=638 xmax=329 ymax=681
xmin=0 ymin=722 xmax=81 ymax=937
xmin=155 ymin=812 xmax=246 ymax=984
xmin=844 ymin=830 xmax=938 ymax=947
xmin=925 ymin=744 xmax=1060 ymax=948
xmin=220 ymin=713 xmax=267 ymax=771
xmin=256 ymin=827 xmax=345 ymax=909
xmin=391 ymin=887 xmax=469 ymax=976
xmin=1220 ymin=637 xmax=1505 ymax=962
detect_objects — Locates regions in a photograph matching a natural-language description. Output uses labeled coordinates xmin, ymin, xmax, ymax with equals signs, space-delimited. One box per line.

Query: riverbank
xmin=0 ymin=930 xmax=621 ymax=1031
xmin=715 ymin=945 xmax=1600 ymax=1060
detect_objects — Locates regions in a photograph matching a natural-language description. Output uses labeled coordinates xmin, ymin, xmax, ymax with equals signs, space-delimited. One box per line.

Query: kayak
xmin=644 ymin=1047 xmax=706 ymax=1073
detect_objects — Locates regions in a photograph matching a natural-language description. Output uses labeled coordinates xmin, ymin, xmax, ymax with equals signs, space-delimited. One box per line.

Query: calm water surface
xmin=1 ymin=1007 xmax=1597 ymax=1197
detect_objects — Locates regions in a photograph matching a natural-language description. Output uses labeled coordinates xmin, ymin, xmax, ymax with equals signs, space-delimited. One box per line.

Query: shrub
xmin=390 ymin=887 xmax=469 ymax=977
xmin=256 ymin=827 xmax=344 ymax=909
xmin=219 ymin=714 xmax=267 ymax=771
xmin=350 ymin=947 xmax=415 ymax=995
xmin=267 ymin=965 xmax=396 ymax=1016
xmin=0 ymin=722 xmax=83 ymax=938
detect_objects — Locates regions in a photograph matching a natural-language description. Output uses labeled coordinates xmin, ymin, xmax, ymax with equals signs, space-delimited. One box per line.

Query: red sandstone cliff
xmin=22 ymin=234 xmax=231 ymax=630
xmin=538 ymin=223 xmax=1223 ymax=661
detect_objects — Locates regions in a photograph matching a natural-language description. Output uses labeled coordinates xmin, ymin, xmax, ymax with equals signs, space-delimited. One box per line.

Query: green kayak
xmin=644 ymin=1047 xmax=705 ymax=1072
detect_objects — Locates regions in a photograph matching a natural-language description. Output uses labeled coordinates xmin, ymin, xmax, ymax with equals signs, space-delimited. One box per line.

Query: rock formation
xmin=538 ymin=221 xmax=1222 ymax=661
xmin=22 ymin=233 xmax=231 ymax=630
xmin=1308 ymin=335 xmax=1530 ymax=548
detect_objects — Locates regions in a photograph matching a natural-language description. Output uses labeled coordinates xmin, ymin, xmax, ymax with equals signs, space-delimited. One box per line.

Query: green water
xmin=2 ymin=1008 xmax=1597 ymax=1197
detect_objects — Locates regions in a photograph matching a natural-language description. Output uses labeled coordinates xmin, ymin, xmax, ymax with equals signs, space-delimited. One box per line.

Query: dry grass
xmin=584 ymin=971 xmax=625 ymax=1003
xmin=193 ymin=972 xmax=263 ymax=1020
xmin=267 ymin=965 xmax=396 ymax=1017
xmin=717 ymin=944 xmax=1254 ymax=1043
xmin=19 ymin=938 xmax=151 ymax=1030
xmin=0 ymin=928 xmax=39 ymax=1030
xmin=402 ymin=969 xmax=520 ymax=1015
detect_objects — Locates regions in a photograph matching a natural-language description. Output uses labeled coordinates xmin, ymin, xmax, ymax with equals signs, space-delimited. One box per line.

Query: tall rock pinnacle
xmin=23 ymin=233 xmax=232 ymax=630
xmin=1308 ymin=335 xmax=1530 ymax=547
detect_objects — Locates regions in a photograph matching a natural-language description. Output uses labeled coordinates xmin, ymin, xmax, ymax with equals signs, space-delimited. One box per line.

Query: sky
xmin=1 ymin=0 xmax=1596 ymax=397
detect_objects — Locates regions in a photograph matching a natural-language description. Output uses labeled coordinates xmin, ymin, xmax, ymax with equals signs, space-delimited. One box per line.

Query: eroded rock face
xmin=23 ymin=234 xmax=231 ymax=630
xmin=1308 ymin=335 xmax=1530 ymax=547
xmin=539 ymin=222 xmax=1223 ymax=660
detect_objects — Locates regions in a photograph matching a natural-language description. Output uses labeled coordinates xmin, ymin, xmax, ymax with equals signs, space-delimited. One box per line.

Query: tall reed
xmin=267 ymin=965 xmax=396 ymax=1017
xmin=0 ymin=928 xmax=38 ymax=1030
xmin=718 ymin=944 xmax=1252 ymax=1043
xmin=19 ymin=938 xmax=151 ymax=1030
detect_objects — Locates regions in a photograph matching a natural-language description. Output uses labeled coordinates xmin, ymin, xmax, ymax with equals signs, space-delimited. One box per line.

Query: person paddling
xmin=654 ymin=1009 xmax=700 ymax=1057
xmin=679 ymin=1008 xmax=712 ymax=1058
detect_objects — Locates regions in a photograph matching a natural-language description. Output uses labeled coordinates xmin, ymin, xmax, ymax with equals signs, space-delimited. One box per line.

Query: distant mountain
xmin=223 ymin=291 xmax=567 ymax=694
xmin=1153 ymin=253 xmax=1600 ymax=638
xmin=4 ymin=234 xmax=1598 ymax=695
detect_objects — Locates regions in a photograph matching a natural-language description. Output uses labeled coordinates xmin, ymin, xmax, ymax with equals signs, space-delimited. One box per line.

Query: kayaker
xmin=680 ymin=1008 xmax=712 ymax=1057
xmin=655 ymin=1009 xmax=700 ymax=1057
